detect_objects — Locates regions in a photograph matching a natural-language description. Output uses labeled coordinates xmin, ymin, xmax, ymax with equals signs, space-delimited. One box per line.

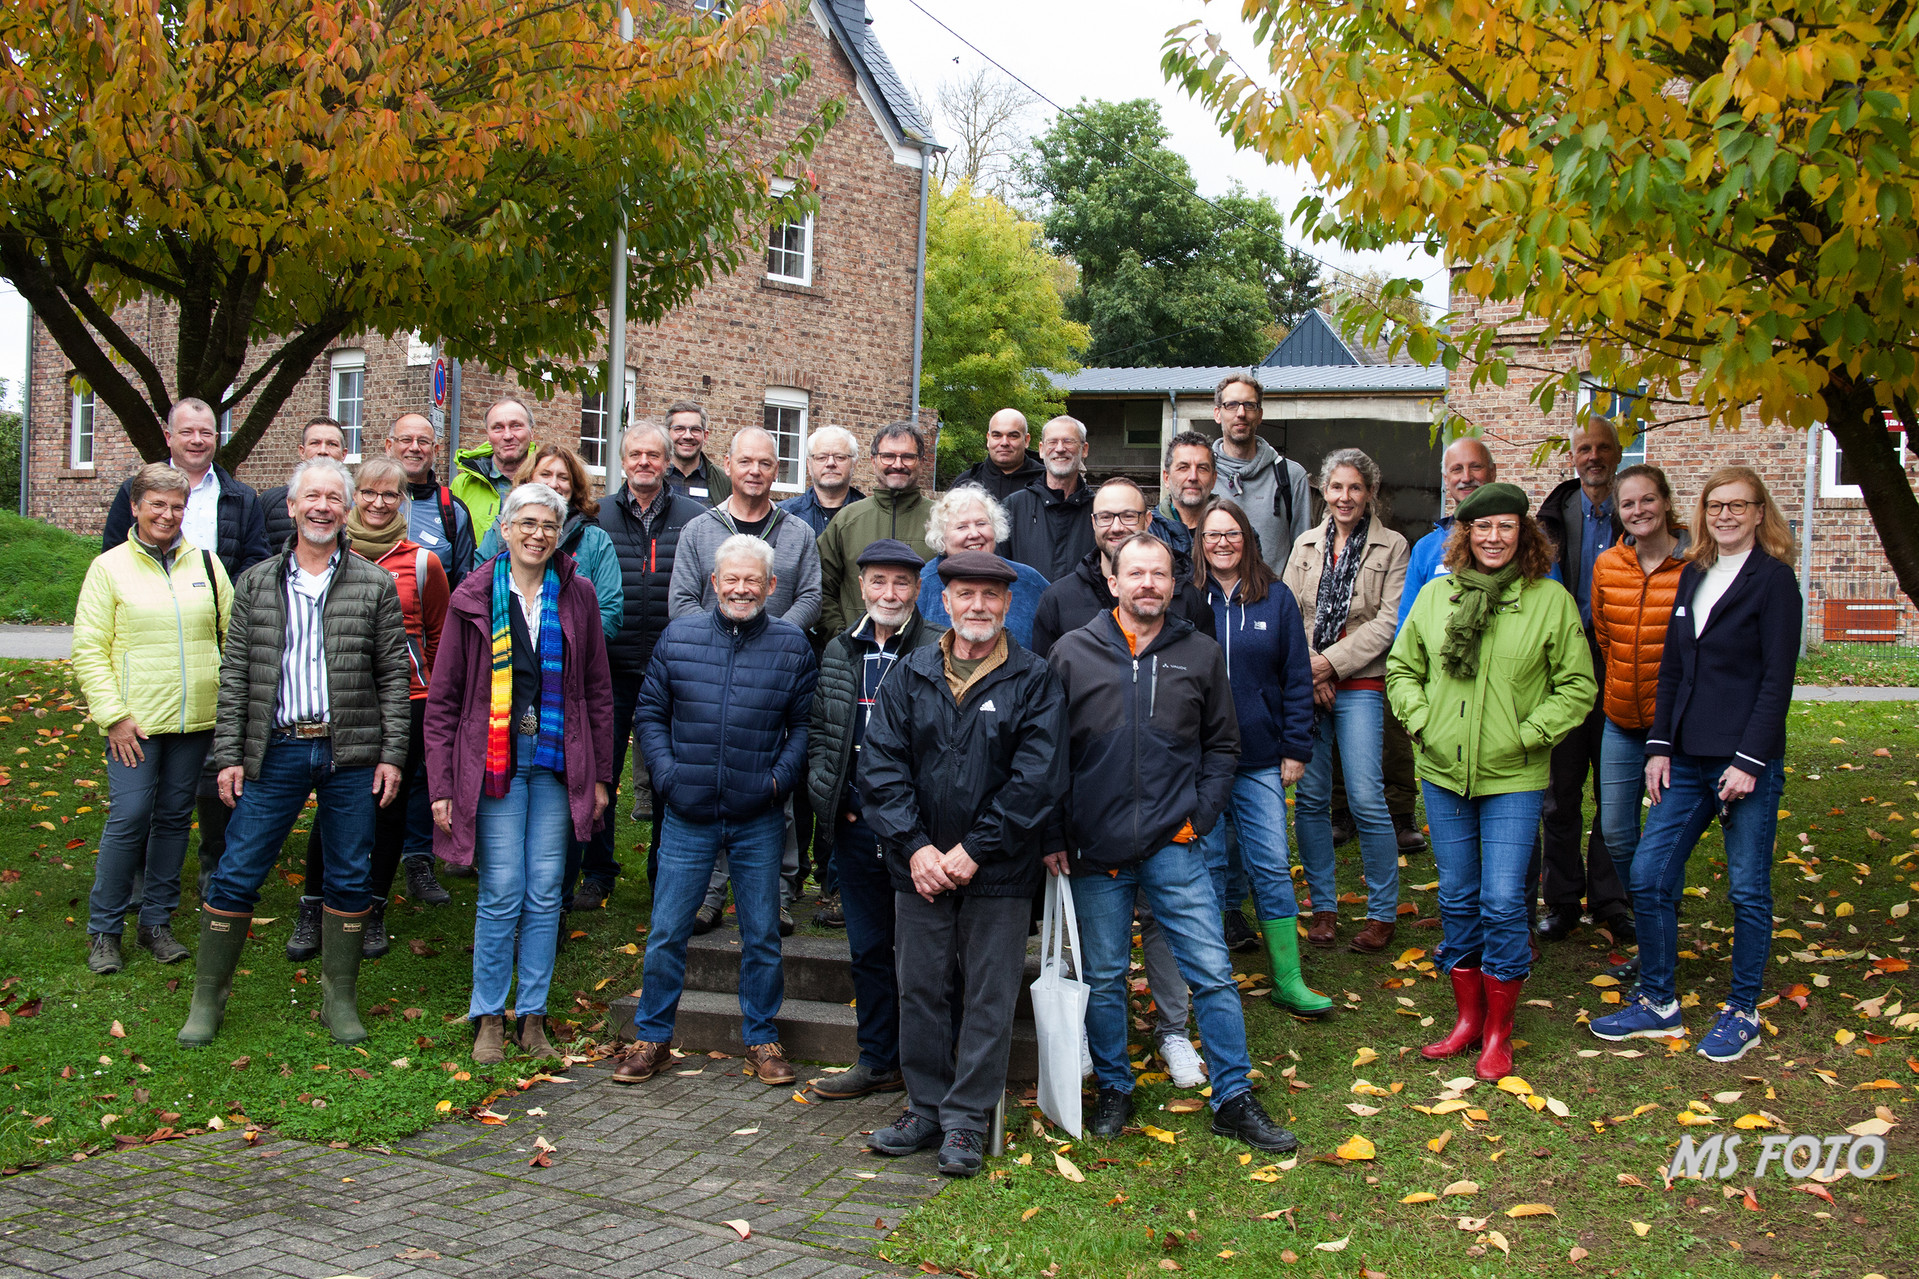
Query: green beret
xmin=1453 ymin=482 xmax=1530 ymax=523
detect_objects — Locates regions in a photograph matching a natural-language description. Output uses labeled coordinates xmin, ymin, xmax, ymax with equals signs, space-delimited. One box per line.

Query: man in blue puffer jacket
xmin=618 ymin=534 xmax=819 ymax=1089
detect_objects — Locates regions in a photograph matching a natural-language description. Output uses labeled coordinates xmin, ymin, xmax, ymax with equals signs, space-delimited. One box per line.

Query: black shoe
xmin=778 ymin=908 xmax=795 ymax=938
xmin=810 ymin=1061 xmax=905 ymax=1099
xmin=285 ymin=897 xmax=322 ymax=962
xmin=867 ymin=1110 xmax=942 ymax=1156
xmin=1599 ymin=912 xmax=1637 ymax=944
xmin=938 ymin=1128 xmax=986 ymax=1178
xmin=1090 ymin=1087 xmax=1134 ymax=1138
xmin=361 ymin=899 xmax=390 ymax=960
xmin=691 ymin=904 xmax=721 ymax=936
xmin=1211 ymin=1090 xmax=1298 ymax=1152
xmin=1329 ymin=817 xmax=1356 ymax=847
xmin=569 ymin=879 xmax=613 ymax=912
xmin=441 ymin=861 xmax=476 ymax=879
xmin=136 ymin=924 xmax=190 ymax=964
xmin=1222 ymin=910 xmax=1260 ymax=953
xmin=1536 ymin=909 xmax=1581 ymax=942
xmin=815 ymin=893 xmax=845 ymax=928
xmin=405 ymin=858 xmax=451 ymax=906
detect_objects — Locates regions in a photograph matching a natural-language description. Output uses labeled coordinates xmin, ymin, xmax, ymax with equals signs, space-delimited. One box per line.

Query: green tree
xmin=1019 ymin=98 xmax=1317 ymax=367
xmin=922 ymin=184 xmax=1089 ymax=479
xmin=0 ymin=0 xmax=839 ymax=468
xmin=1166 ymin=0 xmax=1919 ymax=608
xmin=0 ymin=380 xmax=19 ymax=513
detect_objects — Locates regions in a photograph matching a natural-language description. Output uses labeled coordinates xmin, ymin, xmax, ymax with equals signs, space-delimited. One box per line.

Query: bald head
xmin=1442 ymin=436 xmax=1496 ymax=510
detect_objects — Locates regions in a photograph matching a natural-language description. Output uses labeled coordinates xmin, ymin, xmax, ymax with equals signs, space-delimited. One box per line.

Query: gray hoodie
xmin=1211 ymin=437 xmax=1312 ymax=572
xmin=667 ymin=503 xmax=823 ymax=630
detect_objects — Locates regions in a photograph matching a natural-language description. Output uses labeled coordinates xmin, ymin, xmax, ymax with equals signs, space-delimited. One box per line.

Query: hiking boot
xmin=360 ymin=900 xmax=390 ymax=960
xmin=473 ymin=1014 xmax=506 ymax=1065
xmin=610 ymin=1039 xmax=671 ymax=1084
xmin=441 ymin=860 xmax=475 ymax=879
xmin=318 ymin=908 xmax=370 ymax=1045
xmin=938 ymin=1128 xmax=986 ymax=1178
xmin=405 ymin=857 xmax=451 ymax=906
xmin=1211 ymin=1090 xmax=1298 ymax=1153
xmin=867 ymin=1110 xmax=941 ymax=1156
xmin=1305 ymin=911 xmax=1338 ymax=949
xmin=285 ymin=896 xmax=322 ymax=962
xmin=137 ymin=923 xmax=190 ymax=965
xmin=87 ymin=933 xmax=124 ymax=975
xmin=1222 ymin=909 xmax=1260 ymax=953
xmin=814 ymin=893 xmax=845 ymax=928
xmin=810 ymin=1061 xmax=905 ymax=1099
xmin=517 ymin=1013 xmax=558 ymax=1059
xmin=569 ymin=879 xmax=613 ymax=912
xmin=177 ymin=907 xmax=250 ymax=1047
xmin=1348 ymin=918 xmax=1396 ymax=954
xmin=1089 ymin=1087 xmax=1134 ymax=1138
xmin=691 ymin=903 xmax=721 ymax=936
xmin=744 ymin=1042 xmax=797 ymax=1086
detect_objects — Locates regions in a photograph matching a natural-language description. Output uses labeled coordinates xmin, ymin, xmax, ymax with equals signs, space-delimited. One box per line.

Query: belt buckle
xmin=291 ymin=721 xmax=329 ymax=740
xmin=517 ymin=709 xmax=539 ymax=737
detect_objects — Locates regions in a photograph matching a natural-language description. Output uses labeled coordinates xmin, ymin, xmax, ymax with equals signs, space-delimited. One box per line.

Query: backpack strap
xmin=1273 ymin=458 xmax=1295 ymax=533
xmin=202 ymin=548 xmax=226 ymax=648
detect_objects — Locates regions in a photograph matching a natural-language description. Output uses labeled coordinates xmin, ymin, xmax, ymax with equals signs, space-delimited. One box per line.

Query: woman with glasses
xmin=1588 ymin=467 xmax=1800 ymax=1063
xmin=1387 ymin=483 xmax=1595 ymax=1081
xmin=426 ymin=484 xmax=614 ymax=1064
xmin=1281 ymin=449 xmax=1409 ymax=954
xmin=478 ymin=443 xmax=624 ymax=640
xmin=918 ymin=484 xmax=1050 ymax=648
xmin=1194 ymin=498 xmax=1330 ymax=1016
xmin=284 ymin=459 xmax=449 ymax=963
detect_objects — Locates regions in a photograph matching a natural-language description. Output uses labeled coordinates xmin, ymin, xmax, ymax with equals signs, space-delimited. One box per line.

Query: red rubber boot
xmin=1422 ymin=965 xmax=1485 ymax=1060
xmin=1475 ymin=973 xmax=1525 ymax=1082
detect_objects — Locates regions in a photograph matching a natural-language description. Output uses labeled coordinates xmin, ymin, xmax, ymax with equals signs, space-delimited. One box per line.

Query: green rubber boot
xmin=1262 ymin=917 xmax=1334 ymax=1017
xmin=319 ymin=907 xmax=370 ymax=1045
xmin=177 ymin=907 xmax=251 ymax=1047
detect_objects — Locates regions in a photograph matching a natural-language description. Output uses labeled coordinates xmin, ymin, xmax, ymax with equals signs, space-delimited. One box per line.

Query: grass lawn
xmin=1797 ymin=645 xmax=1919 ymax=690
xmin=0 ymin=513 xmax=97 ymax=624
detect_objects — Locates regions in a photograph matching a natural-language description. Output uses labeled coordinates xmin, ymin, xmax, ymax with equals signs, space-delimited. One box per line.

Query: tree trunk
xmin=1821 ymin=377 xmax=1919 ymax=616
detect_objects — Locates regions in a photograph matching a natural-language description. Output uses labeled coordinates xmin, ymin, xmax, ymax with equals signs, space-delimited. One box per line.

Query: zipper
xmin=1131 ymin=654 xmax=1142 ymax=856
xmin=1148 ymin=655 xmax=1159 ymax=719
xmin=171 ymin=556 xmax=189 ymax=733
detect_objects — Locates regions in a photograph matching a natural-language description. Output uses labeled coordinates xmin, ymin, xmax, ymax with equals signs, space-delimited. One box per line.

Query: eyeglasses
xmin=1218 ymin=400 xmax=1261 ymax=415
xmin=510 ymin=519 xmax=561 ymax=537
xmin=1091 ymin=510 xmax=1145 ymax=528
xmin=810 ymin=452 xmax=853 ymax=464
xmin=1471 ymin=519 xmax=1521 ymax=535
xmin=1201 ymin=530 xmax=1245 ymax=545
xmin=360 ymin=490 xmax=402 ymax=505
xmin=875 ymin=451 xmax=920 ymax=465
xmin=1705 ymin=499 xmax=1756 ymax=516
xmin=389 ymin=435 xmax=434 ymax=449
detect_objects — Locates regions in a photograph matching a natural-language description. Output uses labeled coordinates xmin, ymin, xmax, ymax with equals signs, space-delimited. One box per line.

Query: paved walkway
xmin=0 ymin=626 xmax=73 ymax=660
xmin=0 ymin=1055 xmax=945 ymax=1278
xmin=1792 ymin=685 xmax=1919 ymax=700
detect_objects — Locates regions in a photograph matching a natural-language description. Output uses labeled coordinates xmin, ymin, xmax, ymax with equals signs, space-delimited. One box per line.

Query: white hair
xmin=924 ymin=483 xmax=1011 ymax=555
xmin=288 ymin=456 xmax=355 ymax=506
xmin=806 ymin=426 xmax=860 ymax=462
xmin=1041 ymin=414 xmax=1087 ymax=445
xmin=727 ymin=426 xmax=777 ymax=459
xmin=500 ymin=482 xmax=567 ymax=527
xmin=621 ymin=419 xmax=669 ymax=456
xmin=713 ymin=533 xmax=775 ymax=579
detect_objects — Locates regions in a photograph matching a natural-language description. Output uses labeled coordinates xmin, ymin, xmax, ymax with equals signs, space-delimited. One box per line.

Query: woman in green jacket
xmin=73 ymin=463 xmax=233 ymax=975
xmin=1386 ymin=483 xmax=1595 ymax=1081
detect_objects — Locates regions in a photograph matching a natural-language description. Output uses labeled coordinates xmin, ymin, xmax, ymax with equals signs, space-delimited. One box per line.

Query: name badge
xmin=690 ymin=486 xmax=709 ymax=498
xmin=1253 ymin=620 xmax=1267 ymax=630
xmin=1674 ymin=606 xmax=1687 ymax=617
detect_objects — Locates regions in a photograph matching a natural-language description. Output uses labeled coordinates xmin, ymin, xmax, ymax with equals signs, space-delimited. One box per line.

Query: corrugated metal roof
xmin=1263 ymin=311 xmax=1359 ymax=367
xmin=825 ymin=1 xmax=938 ymax=146
xmin=1052 ymin=363 xmax=1448 ymax=396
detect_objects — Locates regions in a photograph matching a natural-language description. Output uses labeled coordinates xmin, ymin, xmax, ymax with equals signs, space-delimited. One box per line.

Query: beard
xmin=719 ymin=596 xmax=767 ymax=623
xmin=867 ymin=598 xmax=913 ymax=629
xmin=1044 ymin=455 xmax=1078 ymax=480
xmin=955 ymin=616 xmax=1000 ymax=645
xmin=1123 ymin=594 xmax=1167 ymax=620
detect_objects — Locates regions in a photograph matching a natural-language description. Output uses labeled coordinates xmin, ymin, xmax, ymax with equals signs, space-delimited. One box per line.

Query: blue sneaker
xmin=1589 ymin=995 xmax=1684 ymax=1041
xmin=1696 ymin=1008 xmax=1763 ymax=1063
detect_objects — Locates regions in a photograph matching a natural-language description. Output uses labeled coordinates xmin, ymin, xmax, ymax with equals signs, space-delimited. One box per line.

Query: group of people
xmin=70 ymin=370 xmax=1802 ymax=1178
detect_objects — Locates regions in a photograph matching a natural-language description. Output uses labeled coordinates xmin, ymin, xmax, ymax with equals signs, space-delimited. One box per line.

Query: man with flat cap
xmin=806 ymin=540 xmax=946 ymax=1101
xmin=858 ymin=550 xmax=1070 ymax=1177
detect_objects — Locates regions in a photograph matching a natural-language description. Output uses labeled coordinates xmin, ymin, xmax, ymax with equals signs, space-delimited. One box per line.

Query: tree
xmin=0 ymin=0 xmax=839 ymax=469
xmin=921 ymin=184 xmax=1089 ymax=479
xmin=0 ymin=380 xmax=18 ymax=513
xmin=933 ymin=68 xmax=1037 ymax=203
xmin=1166 ymin=0 xmax=1919 ymax=609
xmin=1018 ymin=98 xmax=1317 ymax=367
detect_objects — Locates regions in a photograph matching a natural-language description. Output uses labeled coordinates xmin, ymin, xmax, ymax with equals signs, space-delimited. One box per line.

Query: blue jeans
xmin=89 ymin=730 xmax=213 ymax=935
xmin=470 ymin=757 xmax=572 ymax=1018
xmin=1221 ymin=813 xmax=1251 ymax=914
xmin=1074 ymin=842 xmax=1253 ymax=1110
xmin=1598 ymin=721 xmax=1649 ymax=898
xmin=835 ymin=809 xmax=899 ymax=1073
xmin=205 ymin=735 xmax=376 ymax=916
xmin=634 ymin=806 xmax=787 ymax=1046
xmin=1423 ymin=782 xmax=1544 ymax=982
xmin=1631 ymin=754 xmax=1785 ymax=1013
xmin=1201 ymin=767 xmax=1299 ymax=920
xmin=1296 ymin=689 xmax=1399 ymax=921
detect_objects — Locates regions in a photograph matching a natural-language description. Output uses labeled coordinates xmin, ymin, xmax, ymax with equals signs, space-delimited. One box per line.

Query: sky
xmin=0 ymin=0 xmax=1445 ymax=407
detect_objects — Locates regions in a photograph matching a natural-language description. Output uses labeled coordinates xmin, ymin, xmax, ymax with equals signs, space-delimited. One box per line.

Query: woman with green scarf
xmin=1386 ymin=483 xmax=1595 ymax=1081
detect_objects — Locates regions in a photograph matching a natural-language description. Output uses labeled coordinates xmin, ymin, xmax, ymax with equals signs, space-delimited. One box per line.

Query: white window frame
xmin=579 ymin=366 xmax=637 ymax=478
xmin=764 ymin=386 xmax=810 ymax=494
xmin=329 ymin=349 xmax=367 ymax=460
xmin=69 ymin=386 xmax=95 ymax=469
xmin=217 ymin=384 xmax=237 ymax=445
xmin=1822 ymin=425 xmax=1910 ymax=499
xmin=766 ymin=178 xmax=813 ymax=286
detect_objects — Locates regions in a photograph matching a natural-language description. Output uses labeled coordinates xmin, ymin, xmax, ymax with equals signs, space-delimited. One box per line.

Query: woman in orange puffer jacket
xmin=1590 ymin=464 xmax=1690 ymax=976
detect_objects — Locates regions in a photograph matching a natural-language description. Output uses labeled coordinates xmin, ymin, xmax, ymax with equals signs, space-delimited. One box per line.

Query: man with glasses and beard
xmin=1210 ymin=376 xmax=1310 ymax=571
xmin=817 ymin=422 xmax=935 ymax=636
xmin=1031 ymin=479 xmax=1208 ymax=659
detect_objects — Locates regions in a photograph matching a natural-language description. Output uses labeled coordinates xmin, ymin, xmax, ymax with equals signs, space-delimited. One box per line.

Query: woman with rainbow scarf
xmin=425 ymin=483 xmax=614 ymax=1064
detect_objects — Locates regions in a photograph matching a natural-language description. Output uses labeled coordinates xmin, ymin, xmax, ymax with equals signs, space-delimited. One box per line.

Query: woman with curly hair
xmin=1386 ymin=483 xmax=1596 ymax=1080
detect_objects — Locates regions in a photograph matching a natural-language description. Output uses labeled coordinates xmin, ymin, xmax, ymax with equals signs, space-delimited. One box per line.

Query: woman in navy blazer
xmin=1588 ymin=466 xmax=1800 ymax=1063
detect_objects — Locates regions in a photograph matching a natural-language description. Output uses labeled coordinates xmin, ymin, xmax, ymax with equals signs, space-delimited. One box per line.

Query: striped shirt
xmin=274 ymin=550 xmax=339 ymax=727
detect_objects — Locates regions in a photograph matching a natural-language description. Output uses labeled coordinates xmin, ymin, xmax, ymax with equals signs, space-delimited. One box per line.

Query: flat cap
xmin=936 ymin=549 xmax=1019 ymax=585
xmin=1453 ymin=481 xmax=1530 ymax=524
xmin=856 ymin=538 xmax=925 ymax=572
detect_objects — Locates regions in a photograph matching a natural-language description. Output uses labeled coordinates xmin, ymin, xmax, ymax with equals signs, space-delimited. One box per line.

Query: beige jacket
xmin=1281 ymin=520 xmax=1410 ymax=682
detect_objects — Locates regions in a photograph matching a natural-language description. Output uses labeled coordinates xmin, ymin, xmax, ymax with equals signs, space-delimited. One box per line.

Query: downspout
xmin=18 ymin=305 xmax=32 ymax=517
xmin=911 ymin=142 xmax=931 ymax=426
xmin=1800 ymin=422 xmax=1820 ymax=654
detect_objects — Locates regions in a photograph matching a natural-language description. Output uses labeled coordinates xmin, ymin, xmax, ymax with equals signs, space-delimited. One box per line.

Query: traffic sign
xmin=432 ymin=359 xmax=448 ymax=408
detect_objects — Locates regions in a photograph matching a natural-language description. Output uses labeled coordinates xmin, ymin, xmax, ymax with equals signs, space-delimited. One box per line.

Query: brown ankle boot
xmin=1348 ymin=918 xmax=1397 ymax=954
xmin=744 ymin=1041 xmax=797 ymax=1086
xmin=610 ymin=1039 xmax=670 ymax=1084
xmin=1306 ymin=911 xmax=1338 ymax=948
xmin=516 ymin=1013 xmax=557 ymax=1059
xmin=472 ymin=1014 xmax=506 ymax=1065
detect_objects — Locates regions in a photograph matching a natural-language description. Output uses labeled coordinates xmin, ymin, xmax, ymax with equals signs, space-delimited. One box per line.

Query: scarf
xmin=344 ymin=508 xmax=407 ymax=561
xmin=1311 ymin=514 xmax=1370 ymax=654
xmin=484 ymin=554 xmax=566 ymax=798
xmin=1440 ymin=565 xmax=1522 ymax=680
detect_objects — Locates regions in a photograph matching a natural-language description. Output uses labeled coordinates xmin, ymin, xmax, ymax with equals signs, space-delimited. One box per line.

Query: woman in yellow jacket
xmin=72 ymin=464 xmax=232 ymax=975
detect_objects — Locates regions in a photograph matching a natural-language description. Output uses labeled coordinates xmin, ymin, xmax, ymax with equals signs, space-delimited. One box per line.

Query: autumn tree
xmin=0 ymin=0 xmax=839 ymax=468
xmin=1166 ymin=0 xmax=1919 ymax=608
xmin=933 ymin=68 xmax=1037 ymax=203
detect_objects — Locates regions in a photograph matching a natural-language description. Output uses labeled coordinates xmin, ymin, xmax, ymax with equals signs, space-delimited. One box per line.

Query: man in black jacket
xmin=954 ymin=408 xmax=1046 ymax=502
xmin=1030 ymin=478 xmax=1208 ymax=658
xmin=1048 ymin=534 xmax=1296 ymax=1153
xmin=860 ymin=551 xmax=1068 ymax=1178
xmin=999 ymin=416 xmax=1094 ymax=581
xmin=805 ymin=540 xmax=944 ymax=1102
xmin=260 ymin=418 xmax=348 ymax=552
xmin=570 ymin=421 xmax=707 ymax=909
xmin=386 ymin=412 xmax=476 ymax=588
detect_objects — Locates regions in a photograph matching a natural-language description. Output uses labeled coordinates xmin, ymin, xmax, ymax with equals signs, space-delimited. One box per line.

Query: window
xmin=1822 ymin=425 xmax=1910 ymax=499
xmin=764 ymin=387 xmax=809 ymax=492
xmin=766 ymin=178 xmax=813 ymax=285
xmin=69 ymin=386 xmax=95 ymax=469
xmin=329 ymin=349 xmax=366 ymax=459
xmin=217 ymin=385 xmax=237 ymax=445
xmin=691 ymin=0 xmax=729 ymax=13
xmin=580 ymin=366 xmax=637 ymax=475
xmin=1122 ymin=401 xmax=1162 ymax=449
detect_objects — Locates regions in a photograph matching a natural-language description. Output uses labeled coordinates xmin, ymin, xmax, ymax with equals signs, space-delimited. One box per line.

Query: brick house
xmin=20 ymin=0 xmax=938 ymax=535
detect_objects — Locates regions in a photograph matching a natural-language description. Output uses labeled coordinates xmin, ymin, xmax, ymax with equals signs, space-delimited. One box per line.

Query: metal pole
xmin=448 ymin=360 xmax=463 ymax=475
xmin=605 ymin=4 xmax=633 ymax=498
xmin=1800 ymin=422 xmax=1820 ymax=655
xmin=910 ymin=144 xmax=931 ymax=428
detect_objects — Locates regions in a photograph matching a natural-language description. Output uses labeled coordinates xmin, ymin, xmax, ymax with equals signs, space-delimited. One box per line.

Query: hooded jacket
xmin=478 ymin=512 xmax=623 ymax=638
xmin=103 ymin=463 xmax=270 ymax=581
xmin=598 ymin=484 xmax=707 ymax=678
xmin=667 ymin=501 xmax=823 ymax=630
xmin=816 ymin=486 xmax=935 ymax=635
xmin=1049 ymin=610 xmax=1240 ymax=870
xmin=448 ymin=444 xmax=517 ymax=535
xmin=999 ymin=478 xmax=1095 ymax=583
xmin=1204 ymin=576 xmax=1315 ymax=770
xmin=1590 ymin=533 xmax=1691 ymax=730
xmin=1030 ymin=549 xmax=1210 ymax=659
xmin=1210 ymin=438 xmax=1311 ymax=571
xmin=860 ymin=633 xmax=1070 ymax=897
xmin=954 ymin=450 xmax=1047 ymax=504
xmin=72 ymin=538 xmax=232 ymax=738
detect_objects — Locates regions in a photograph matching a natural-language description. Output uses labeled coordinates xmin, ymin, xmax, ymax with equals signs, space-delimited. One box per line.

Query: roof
xmin=822 ymin=1 xmax=939 ymax=148
xmin=1263 ymin=309 xmax=1426 ymax=367
xmin=1052 ymin=363 xmax=1448 ymax=397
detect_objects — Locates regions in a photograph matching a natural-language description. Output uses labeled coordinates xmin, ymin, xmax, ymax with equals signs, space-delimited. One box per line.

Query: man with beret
xmin=805 ymin=540 xmax=946 ymax=1099
xmin=859 ymin=551 xmax=1069 ymax=1177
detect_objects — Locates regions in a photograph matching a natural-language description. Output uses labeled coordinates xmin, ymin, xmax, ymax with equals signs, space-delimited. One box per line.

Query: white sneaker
xmin=1080 ymin=1030 xmax=1095 ymax=1079
xmin=1158 ymin=1034 xmax=1208 ymax=1089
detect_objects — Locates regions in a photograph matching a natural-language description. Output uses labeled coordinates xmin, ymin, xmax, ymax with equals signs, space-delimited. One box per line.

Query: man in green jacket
xmin=817 ymin=421 xmax=935 ymax=636
xmin=450 ymin=398 xmax=536 ymax=536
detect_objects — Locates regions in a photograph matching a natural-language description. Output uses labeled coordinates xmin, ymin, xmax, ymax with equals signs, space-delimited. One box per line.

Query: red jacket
xmin=369 ymin=539 xmax=450 ymax=700
xmin=1590 ymin=540 xmax=1687 ymax=730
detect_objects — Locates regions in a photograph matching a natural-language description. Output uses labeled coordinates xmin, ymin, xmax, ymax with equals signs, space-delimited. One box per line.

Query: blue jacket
xmin=479 ymin=512 xmax=623 ymax=639
xmin=636 ymin=606 xmax=818 ymax=823
xmin=1203 ymin=576 xmax=1315 ymax=770
xmin=778 ymin=486 xmax=866 ymax=537
xmin=1648 ymin=549 xmax=1800 ymax=768
xmin=916 ymin=556 xmax=1050 ymax=650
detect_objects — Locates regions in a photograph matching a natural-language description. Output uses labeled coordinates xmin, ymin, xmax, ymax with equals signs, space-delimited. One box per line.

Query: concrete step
xmin=678 ymin=925 xmax=1045 ymax=1016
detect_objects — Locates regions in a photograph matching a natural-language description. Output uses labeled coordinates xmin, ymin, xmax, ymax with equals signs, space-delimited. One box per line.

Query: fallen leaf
xmin=1495 ymin=1076 xmax=1533 ymax=1096
xmin=1569 ymin=1245 xmax=1589 ymax=1263
xmin=1334 ymin=1134 xmax=1376 ymax=1161
xmin=1313 ymin=1236 xmax=1349 ymax=1252
xmin=1022 ymin=1206 xmax=1042 ymax=1221
xmin=1140 ymin=1124 xmax=1179 ymax=1145
xmin=434 ymin=1100 xmax=452 ymax=1113
xmin=1505 ymin=1203 xmax=1557 ymax=1218
xmin=731 ymin=1126 xmax=760 ymax=1136
xmin=1166 ymin=1098 xmax=1205 ymax=1114
xmin=1427 ymin=1129 xmax=1452 ymax=1154
xmin=1486 ymin=1229 xmax=1510 ymax=1256
xmin=1846 ymin=1117 xmax=1895 ymax=1137
xmin=395 ymin=1247 xmax=443 ymax=1260
xmin=1443 ymin=1180 xmax=1480 ymax=1197
xmin=1351 ymin=1046 xmax=1379 ymax=1068
xmin=1055 ymin=1152 xmax=1085 ymax=1182
xmin=1795 ymin=1182 xmax=1837 ymax=1205
xmin=107 ymin=1021 xmax=125 ymax=1039
xmin=1400 ymin=1191 xmax=1438 ymax=1204
xmin=1617 ymin=1174 xmax=1646 ymax=1188
xmin=723 ymin=1219 xmax=751 ymax=1240
xmin=1630 ymin=1221 xmax=1651 ymax=1237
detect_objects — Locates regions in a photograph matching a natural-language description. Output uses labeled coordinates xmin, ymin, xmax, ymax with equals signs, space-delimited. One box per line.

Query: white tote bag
xmin=1031 ymin=873 xmax=1091 ymax=1137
